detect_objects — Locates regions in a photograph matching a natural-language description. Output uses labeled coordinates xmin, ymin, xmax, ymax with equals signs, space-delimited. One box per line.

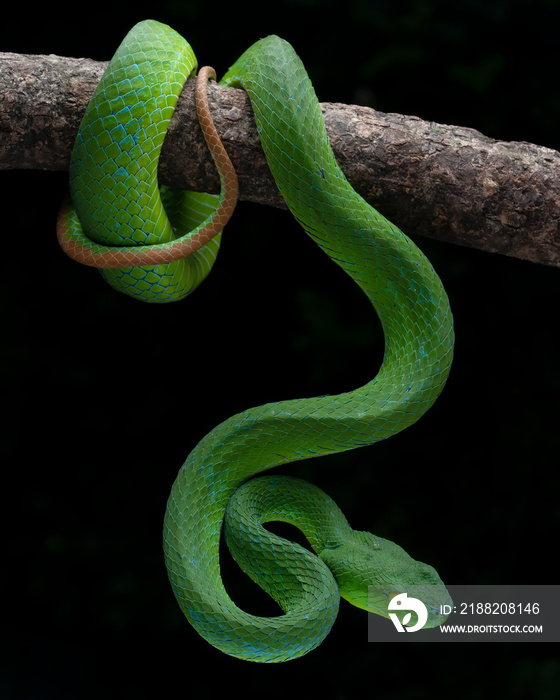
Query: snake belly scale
xmin=59 ymin=20 xmax=455 ymax=662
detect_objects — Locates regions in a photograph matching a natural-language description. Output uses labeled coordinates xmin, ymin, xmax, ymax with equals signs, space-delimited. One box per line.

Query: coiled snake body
xmin=58 ymin=20 xmax=454 ymax=662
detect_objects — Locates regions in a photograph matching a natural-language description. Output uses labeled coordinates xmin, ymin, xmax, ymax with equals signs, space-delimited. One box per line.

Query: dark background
xmin=1 ymin=0 xmax=558 ymax=697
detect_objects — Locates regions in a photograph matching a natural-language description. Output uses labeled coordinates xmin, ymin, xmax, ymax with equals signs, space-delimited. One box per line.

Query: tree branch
xmin=2 ymin=51 xmax=559 ymax=267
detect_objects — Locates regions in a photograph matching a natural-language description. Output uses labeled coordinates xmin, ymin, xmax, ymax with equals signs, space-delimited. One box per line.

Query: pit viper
xmin=57 ymin=19 xmax=455 ymax=662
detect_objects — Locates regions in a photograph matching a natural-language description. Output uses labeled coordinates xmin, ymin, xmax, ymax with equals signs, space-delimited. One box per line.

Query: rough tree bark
xmin=1 ymin=51 xmax=559 ymax=268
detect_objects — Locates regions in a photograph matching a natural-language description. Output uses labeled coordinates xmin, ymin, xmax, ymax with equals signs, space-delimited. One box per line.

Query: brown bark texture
xmin=1 ymin=51 xmax=559 ymax=268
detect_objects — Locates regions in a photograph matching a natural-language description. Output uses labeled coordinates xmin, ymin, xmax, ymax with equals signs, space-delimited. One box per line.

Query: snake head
xmin=318 ymin=531 xmax=452 ymax=628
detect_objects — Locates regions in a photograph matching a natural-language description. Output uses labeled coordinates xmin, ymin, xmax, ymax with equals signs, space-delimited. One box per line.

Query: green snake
xmin=58 ymin=20 xmax=455 ymax=662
